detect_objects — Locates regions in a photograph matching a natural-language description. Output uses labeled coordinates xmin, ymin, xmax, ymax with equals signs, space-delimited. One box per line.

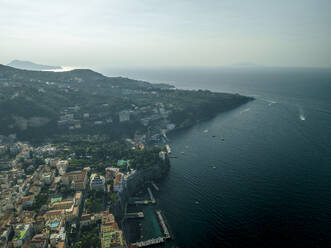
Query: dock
xmin=133 ymin=200 xmax=150 ymax=205
xmin=131 ymin=237 xmax=165 ymax=247
xmin=151 ymin=181 xmax=159 ymax=191
xmin=147 ymin=187 xmax=156 ymax=204
xmin=125 ymin=212 xmax=144 ymax=219
xmin=155 ymin=210 xmax=170 ymax=239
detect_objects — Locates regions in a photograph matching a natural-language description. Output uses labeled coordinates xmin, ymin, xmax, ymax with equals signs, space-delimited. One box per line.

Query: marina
xmin=126 ymin=183 xmax=172 ymax=247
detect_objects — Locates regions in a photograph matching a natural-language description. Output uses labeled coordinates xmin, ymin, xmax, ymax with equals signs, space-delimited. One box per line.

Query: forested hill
xmin=0 ymin=64 xmax=253 ymax=143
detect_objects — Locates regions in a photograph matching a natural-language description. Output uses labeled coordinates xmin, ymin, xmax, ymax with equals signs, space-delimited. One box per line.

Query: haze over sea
xmin=101 ymin=67 xmax=331 ymax=247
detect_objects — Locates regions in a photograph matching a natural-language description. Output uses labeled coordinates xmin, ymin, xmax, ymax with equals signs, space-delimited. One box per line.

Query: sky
xmin=1 ymin=0 xmax=331 ymax=68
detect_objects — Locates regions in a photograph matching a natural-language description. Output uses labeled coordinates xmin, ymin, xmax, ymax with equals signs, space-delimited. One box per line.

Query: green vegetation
xmin=73 ymin=224 xmax=101 ymax=248
xmin=0 ymin=64 xmax=252 ymax=144
xmin=59 ymin=187 xmax=75 ymax=198
xmin=13 ymin=229 xmax=26 ymax=241
xmin=28 ymin=187 xmax=49 ymax=213
xmin=85 ymin=191 xmax=103 ymax=214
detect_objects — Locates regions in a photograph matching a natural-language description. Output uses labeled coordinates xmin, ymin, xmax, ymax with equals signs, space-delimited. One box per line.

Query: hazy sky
xmin=1 ymin=0 xmax=330 ymax=67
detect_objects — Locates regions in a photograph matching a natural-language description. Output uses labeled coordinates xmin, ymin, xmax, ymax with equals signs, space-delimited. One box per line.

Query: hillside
xmin=0 ymin=64 xmax=253 ymax=143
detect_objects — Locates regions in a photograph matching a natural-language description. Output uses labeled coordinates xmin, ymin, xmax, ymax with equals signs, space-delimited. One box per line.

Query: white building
xmin=90 ymin=174 xmax=105 ymax=191
xmin=159 ymin=151 xmax=166 ymax=161
xmin=56 ymin=160 xmax=68 ymax=175
xmin=42 ymin=172 xmax=53 ymax=185
xmin=119 ymin=110 xmax=130 ymax=122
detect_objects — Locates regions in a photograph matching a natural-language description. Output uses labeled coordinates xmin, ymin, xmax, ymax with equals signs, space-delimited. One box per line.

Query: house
xmin=28 ymin=186 xmax=41 ymax=197
xmin=80 ymin=214 xmax=98 ymax=227
xmin=113 ymin=173 xmax=123 ymax=193
xmin=42 ymin=173 xmax=53 ymax=185
xmin=50 ymin=200 xmax=73 ymax=210
xmin=90 ymin=174 xmax=105 ymax=191
xmin=43 ymin=210 xmax=65 ymax=221
xmin=17 ymin=195 xmax=35 ymax=209
xmin=62 ymin=171 xmax=87 ymax=191
xmin=105 ymin=168 xmax=119 ymax=179
xmin=23 ymin=234 xmax=48 ymax=248
xmin=56 ymin=161 xmax=68 ymax=176
xmin=100 ymin=211 xmax=125 ymax=248
xmin=74 ymin=192 xmax=82 ymax=207
xmin=49 ymin=227 xmax=66 ymax=248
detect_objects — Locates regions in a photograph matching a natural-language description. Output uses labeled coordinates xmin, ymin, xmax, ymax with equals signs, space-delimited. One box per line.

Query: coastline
xmin=167 ymin=96 xmax=254 ymax=136
xmin=114 ymin=97 xmax=254 ymax=246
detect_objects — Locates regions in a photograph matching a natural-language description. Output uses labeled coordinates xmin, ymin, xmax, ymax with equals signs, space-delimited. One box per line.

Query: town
xmin=0 ymin=139 xmax=170 ymax=248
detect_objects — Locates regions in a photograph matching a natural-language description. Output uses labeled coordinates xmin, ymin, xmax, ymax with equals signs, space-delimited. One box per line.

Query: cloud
xmin=0 ymin=0 xmax=330 ymax=67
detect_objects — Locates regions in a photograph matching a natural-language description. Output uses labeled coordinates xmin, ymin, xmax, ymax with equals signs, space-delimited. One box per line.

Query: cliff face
xmin=113 ymin=160 xmax=170 ymax=220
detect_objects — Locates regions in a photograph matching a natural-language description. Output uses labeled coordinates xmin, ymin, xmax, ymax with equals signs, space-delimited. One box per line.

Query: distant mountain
xmin=7 ymin=60 xmax=62 ymax=71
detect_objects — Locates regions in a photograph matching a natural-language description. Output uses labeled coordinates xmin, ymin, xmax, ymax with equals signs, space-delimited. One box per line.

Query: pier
xmin=151 ymin=181 xmax=159 ymax=191
xmin=147 ymin=187 xmax=156 ymax=204
xmin=125 ymin=212 xmax=144 ymax=219
xmin=155 ymin=210 xmax=170 ymax=239
xmin=133 ymin=200 xmax=149 ymax=205
xmin=131 ymin=237 xmax=165 ymax=247
xmin=132 ymin=187 xmax=156 ymax=205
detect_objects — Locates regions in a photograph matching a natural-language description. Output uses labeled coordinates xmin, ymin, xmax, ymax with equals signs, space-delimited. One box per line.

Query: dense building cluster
xmin=0 ymin=141 xmax=131 ymax=248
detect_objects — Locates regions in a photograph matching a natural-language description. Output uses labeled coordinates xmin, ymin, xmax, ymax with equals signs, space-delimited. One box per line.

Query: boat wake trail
xmin=239 ymin=108 xmax=251 ymax=114
xmin=261 ymin=98 xmax=278 ymax=106
xmin=298 ymin=106 xmax=306 ymax=121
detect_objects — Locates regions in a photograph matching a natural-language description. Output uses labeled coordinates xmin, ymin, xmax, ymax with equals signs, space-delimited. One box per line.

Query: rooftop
xmin=51 ymin=197 xmax=62 ymax=203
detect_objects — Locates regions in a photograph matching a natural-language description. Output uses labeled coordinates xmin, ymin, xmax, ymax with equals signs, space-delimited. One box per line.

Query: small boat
xmin=212 ymin=135 xmax=216 ymax=138
xmin=181 ymin=151 xmax=185 ymax=154
xmin=203 ymin=129 xmax=208 ymax=133
xmin=195 ymin=201 xmax=200 ymax=204
xmin=212 ymin=166 xmax=216 ymax=169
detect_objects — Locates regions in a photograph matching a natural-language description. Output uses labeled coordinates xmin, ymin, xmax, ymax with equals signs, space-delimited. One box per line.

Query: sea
xmin=99 ymin=66 xmax=331 ymax=248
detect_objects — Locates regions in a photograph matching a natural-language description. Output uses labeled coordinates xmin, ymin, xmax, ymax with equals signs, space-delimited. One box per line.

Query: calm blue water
xmin=101 ymin=67 xmax=331 ymax=247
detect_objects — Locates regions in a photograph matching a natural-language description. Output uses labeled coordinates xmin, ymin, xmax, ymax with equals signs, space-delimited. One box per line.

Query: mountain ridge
xmin=0 ymin=64 xmax=253 ymax=143
xmin=7 ymin=59 xmax=62 ymax=71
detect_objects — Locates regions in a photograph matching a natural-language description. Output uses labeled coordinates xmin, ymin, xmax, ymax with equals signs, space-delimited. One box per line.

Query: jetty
xmin=131 ymin=237 xmax=165 ymax=247
xmin=147 ymin=187 xmax=156 ymax=204
xmin=133 ymin=200 xmax=150 ymax=205
xmin=125 ymin=212 xmax=144 ymax=219
xmin=151 ymin=181 xmax=159 ymax=191
xmin=132 ymin=188 xmax=156 ymax=205
xmin=155 ymin=210 xmax=170 ymax=239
